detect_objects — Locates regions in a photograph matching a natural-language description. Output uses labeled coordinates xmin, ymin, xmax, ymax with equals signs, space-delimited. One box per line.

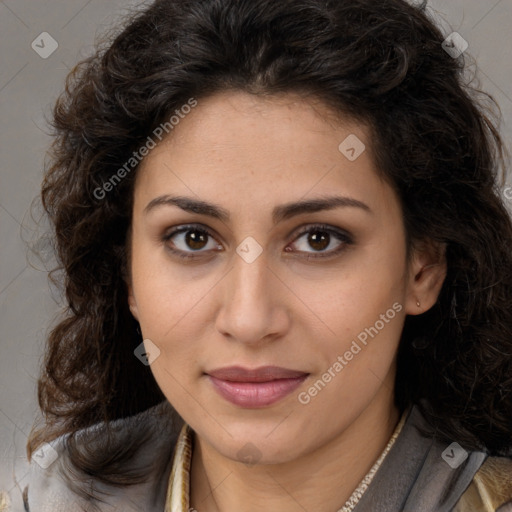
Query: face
xmin=127 ymin=90 xmax=445 ymax=464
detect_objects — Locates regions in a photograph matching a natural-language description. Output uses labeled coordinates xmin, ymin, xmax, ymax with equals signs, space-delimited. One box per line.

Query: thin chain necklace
xmin=338 ymin=410 xmax=408 ymax=512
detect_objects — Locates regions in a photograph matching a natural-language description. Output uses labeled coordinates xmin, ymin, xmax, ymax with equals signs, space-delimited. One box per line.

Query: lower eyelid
xmin=163 ymin=225 xmax=353 ymax=257
xmin=290 ymin=232 xmax=352 ymax=258
xmin=163 ymin=228 xmax=219 ymax=252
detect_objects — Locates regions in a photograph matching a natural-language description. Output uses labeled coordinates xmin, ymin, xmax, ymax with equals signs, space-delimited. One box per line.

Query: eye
xmin=162 ymin=223 xmax=353 ymax=261
xmin=162 ymin=225 xmax=221 ymax=260
xmin=286 ymin=223 xmax=353 ymax=259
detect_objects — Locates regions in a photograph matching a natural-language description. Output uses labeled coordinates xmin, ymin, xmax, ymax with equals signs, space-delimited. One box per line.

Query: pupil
xmin=309 ymin=231 xmax=329 ymax=251
xmin=183 ymin=229 xmax=330 ymax=252
xmin=186 ymin=230 xmax=207 ymax=250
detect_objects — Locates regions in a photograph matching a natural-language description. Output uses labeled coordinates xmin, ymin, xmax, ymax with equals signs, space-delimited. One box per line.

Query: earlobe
xmin=405 ymin=240 xmax=447 ymax=315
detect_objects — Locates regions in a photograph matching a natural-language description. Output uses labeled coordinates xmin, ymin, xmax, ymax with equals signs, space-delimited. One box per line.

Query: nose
xmin=214 ymin=246 xmax=290 ymax=346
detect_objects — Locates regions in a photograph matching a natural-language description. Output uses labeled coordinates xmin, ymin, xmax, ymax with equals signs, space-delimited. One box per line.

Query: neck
xmin=190 ymin=372 xmax=401 ymax=512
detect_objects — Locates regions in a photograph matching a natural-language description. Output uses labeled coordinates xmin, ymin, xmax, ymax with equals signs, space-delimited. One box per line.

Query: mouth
xmin=205 ymin=365 xmax=309 ymax=408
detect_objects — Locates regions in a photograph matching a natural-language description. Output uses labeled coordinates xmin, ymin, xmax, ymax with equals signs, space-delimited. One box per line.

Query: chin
xmin=209 ymin=425 xmax=304 ymax=465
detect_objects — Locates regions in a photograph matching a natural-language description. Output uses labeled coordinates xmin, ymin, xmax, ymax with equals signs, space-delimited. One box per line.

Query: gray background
xmin=0 ymin=1 xmax=511 ymax=511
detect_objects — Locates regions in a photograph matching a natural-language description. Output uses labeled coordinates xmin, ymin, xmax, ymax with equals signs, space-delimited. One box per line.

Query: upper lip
xmin=206 ymin=365 xmax=309 ymax=382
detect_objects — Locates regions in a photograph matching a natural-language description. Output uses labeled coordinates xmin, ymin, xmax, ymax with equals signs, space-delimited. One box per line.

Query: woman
xmin=23 ymin=0 xmax=512 ymax=510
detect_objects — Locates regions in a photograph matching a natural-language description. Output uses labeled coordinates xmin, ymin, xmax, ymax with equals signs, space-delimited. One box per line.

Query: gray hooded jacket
xmin=21 ymin=400 xmax=512 ymax=511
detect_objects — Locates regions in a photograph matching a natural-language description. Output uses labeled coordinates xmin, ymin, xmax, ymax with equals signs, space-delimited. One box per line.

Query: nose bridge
xmin=216 ymin=245 xmax=284 ymax=343
xmin=229 ymin=246 xmax=272 ymax=312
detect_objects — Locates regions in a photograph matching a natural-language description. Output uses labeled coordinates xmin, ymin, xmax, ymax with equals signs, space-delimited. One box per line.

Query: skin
xmin=127 ymin=90 xmax=446 ymax=512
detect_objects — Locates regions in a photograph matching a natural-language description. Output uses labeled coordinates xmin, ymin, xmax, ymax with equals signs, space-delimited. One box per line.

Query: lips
xmin=207 ymin=365 xmax=308 ymax=382
xmin=205 ymin=365 xmax=309 ymax=407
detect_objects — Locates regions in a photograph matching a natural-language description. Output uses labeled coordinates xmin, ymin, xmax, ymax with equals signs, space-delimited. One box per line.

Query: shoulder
xmin=454 ymin=455 xmax=512 ymax=512
xmin=22 ymin=400 xmax=183 ymax=512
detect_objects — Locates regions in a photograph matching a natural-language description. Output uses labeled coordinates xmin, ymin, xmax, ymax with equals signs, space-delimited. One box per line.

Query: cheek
xmin=130 ymin=239 xmax=200 ymax=334
xmin=300 ymin=243 xmax=406 ymax=331
xmin=296 ymin=246 xmax=406 ymax=378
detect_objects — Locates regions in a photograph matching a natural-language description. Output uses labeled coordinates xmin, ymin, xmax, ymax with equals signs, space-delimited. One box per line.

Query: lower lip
xmin=207 ymin=375 xmax=308 ymax=408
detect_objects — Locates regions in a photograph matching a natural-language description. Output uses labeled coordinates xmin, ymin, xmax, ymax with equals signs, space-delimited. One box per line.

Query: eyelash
xmin=161 ymin=223 xmax=353 ymax=261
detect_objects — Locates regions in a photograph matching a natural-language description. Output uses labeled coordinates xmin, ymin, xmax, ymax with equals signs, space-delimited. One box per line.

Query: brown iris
xmin=186 ymin=230 xmax=209 ymax=250
xmin=308 ymin=230 xmax=330 ymax=251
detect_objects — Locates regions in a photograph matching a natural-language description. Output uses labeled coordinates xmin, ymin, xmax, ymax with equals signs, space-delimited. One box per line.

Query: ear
xmin=124 ymin=227 xmax=139 ymax=321
xmin=126 ymin=280 xmax=140 ymax=321
xmin=404 ymin=239 xmax=447 ymax=315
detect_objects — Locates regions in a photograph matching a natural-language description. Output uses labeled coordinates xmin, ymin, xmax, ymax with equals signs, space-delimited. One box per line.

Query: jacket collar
xmin=24 ymin=401 xmax=487 ymax=512
xmin=163 ymin=405 xmax=488 ymax=512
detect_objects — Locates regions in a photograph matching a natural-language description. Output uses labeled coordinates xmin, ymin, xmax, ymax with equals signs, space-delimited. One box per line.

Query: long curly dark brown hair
xmin=28 ymin=0 xmax=512 ymax=492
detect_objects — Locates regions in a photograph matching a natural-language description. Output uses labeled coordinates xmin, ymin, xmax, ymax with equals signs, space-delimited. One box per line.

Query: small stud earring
xmin=416 ymin=300 xmax=421 ymax=307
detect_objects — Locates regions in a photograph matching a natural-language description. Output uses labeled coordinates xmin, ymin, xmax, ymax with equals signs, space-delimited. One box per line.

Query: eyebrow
xmin=143 ymin=194 xmax=372 ymax=224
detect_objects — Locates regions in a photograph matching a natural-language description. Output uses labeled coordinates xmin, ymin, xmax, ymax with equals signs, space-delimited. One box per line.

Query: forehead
xmin=134 ymin=91 xmax=398 ymax=221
